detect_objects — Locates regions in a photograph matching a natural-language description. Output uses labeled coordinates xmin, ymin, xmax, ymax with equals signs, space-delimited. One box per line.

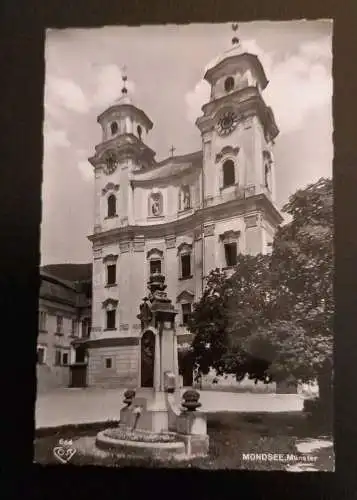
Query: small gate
xmin=70 ymin=363 xmax=87 ymax=388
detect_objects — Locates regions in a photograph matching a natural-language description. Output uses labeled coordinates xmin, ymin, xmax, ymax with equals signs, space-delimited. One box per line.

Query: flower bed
xmin=103 ymin=428 xmax=177 ymax=443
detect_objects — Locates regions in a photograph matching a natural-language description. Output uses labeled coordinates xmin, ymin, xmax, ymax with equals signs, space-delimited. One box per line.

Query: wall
xmin=88 ymin=345 xmax=139 ymax=388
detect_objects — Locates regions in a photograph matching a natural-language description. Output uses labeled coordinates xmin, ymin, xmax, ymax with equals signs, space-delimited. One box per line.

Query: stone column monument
xmin=98 ymin=272 xmax=209 ymax=459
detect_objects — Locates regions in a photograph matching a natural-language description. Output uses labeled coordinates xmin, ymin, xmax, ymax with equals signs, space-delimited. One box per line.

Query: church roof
xmin=203 ymin=43 xmax=268 ymax=90
xmin=132 ymin=151 xmax=202 ymax=183
xmin=97 ymin=102 xmax=153 ymax=131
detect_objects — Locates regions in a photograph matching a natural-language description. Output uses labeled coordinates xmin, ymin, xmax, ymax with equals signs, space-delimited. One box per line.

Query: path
xmin=35 ymin=387 xmax=305 ymax=429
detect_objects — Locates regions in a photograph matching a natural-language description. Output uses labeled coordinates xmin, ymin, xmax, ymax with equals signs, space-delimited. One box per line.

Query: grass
xmin=34 ymin=412 xmax=334 ymax=471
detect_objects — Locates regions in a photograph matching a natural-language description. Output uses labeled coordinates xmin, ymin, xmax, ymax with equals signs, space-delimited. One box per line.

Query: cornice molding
xmin=103 ymin=253 xmax=119 ymax=263
xmin=102 ymin=183 xmax=120 ymax=195
xmin=215 ymin=146 xmax=240 ymax=163
xmin=102 ymin=298 xmax=119 ymax=309
xmin=147 ymin=247 xmax=164 ymax=259
xmin=177 ymin=290 xmax=195 ymax=303
xmin=88 ymin=193 xmax=283 ymax=245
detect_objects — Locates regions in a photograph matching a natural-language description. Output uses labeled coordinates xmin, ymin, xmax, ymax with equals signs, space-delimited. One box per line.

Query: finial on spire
xmin=121 ymin=65 xmax=128 ymax=94
xmin=231 ymin=23 xmax=240 ymax=46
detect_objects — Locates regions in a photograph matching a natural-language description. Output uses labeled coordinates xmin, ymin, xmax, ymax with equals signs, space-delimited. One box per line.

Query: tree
xmin=189 ymin=255 xmax=274 ymax=383
xmin=189 ymin=177 xmax=333 ymax=401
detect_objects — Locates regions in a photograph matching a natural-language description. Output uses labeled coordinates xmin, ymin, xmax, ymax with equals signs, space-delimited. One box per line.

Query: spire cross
xmin=121 ymin=65 xmax=128 ymax=94
xmin=169 ymin=145 xmax=176 ymax=157
xmin=231 ymin=22 xmax=240 ymax=46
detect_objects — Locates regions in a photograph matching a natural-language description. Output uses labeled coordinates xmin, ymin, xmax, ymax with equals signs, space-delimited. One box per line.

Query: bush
xmin=303 ymin=397 xmax=332 ymax=432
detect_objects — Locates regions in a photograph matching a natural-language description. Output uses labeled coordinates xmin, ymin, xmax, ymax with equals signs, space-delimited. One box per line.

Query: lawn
xmin=34 ymin=412 xmax=334 ymax=471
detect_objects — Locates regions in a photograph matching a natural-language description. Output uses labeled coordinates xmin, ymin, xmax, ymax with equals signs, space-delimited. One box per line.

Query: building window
xmin=37 ymin=346 xmax=46 ymax=364
xmin=223 ymin=159 xmax=235 ymax=187
xmin=55 ymin=349 xmax=62 ymax=366
xmin=62 ymin=352 xmax=69 ymax=366
xmin=137 ymin=125 xmax=142 ymax=140
xmin=107 ymin=264 xmax=116 ymax=285
xmin=110 ymin=121 xmax=118 ymax=135
xmin=71 ymin=319 xmax=77 ymax=336
xmin=150 ymin=259 xmax=161 ymax=275
xmin=182 ymin=303 xmax=192 ymax=326
xmin=39 ymin=311 xmax=47 ymax=331
xmin=181 ymin=254 xmax=191 ymax=279
xmin=56 ymin=315 xmax=63 ymax=334
xmin=81 ymin=318 xmax=91 ymax=338
xmin=224 ymin=76 xmax=235 ymax=92
xmin=224 ymin=242 xmax=237 ymax=267
xmin=105 ymin=357 xmax=113 ymax=369
xmin=107 ymin=194 xmax=117 ymax=218
xmin=106 ymin=310 xmax=116 ymax=330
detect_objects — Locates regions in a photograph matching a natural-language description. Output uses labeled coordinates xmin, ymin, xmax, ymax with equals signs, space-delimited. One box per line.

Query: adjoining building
xmin=37 ymin=265 xmax=92 ymax=392
xmin=84 ymin=30 xmax=283 ymax=389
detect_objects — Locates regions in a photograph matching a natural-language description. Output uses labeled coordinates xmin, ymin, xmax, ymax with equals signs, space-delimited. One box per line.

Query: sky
xmin=42 ymin=20 xmax=333 ymax=266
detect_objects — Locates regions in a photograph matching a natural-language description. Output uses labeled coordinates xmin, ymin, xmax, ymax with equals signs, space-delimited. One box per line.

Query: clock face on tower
xmin=216 ymin=110 xmax=239 ymax=136
xmin=104 ymin=153 xmax=118 ymax=175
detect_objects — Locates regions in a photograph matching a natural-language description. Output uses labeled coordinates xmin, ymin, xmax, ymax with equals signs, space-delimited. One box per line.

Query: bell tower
xmin=89 ymin=69 xmax=156 ymax=230
xmin=196 ymin=24 xmax=279 ymax=206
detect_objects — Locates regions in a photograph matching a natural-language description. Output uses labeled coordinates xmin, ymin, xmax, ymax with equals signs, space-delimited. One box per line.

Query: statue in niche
xmin=179 ymin=185 xmax=191 ymax=211
xmin=149 ymin=192 xmax=163 ymax=216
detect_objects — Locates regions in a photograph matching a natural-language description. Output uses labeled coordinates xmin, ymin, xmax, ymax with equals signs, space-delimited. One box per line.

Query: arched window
xmin=110 ymin=122 xmax=118 ymax=135
xmin=102 ymin=298 xmax=118 ymax=331
xmin=137 ymin=125 xmax=142 ymax=140
xmin=147 ymin=248 xmax=164 ymax=276
xmin=223 ymin=159 xmax=235 ymax=187
xmin=224 ymin=76 xmax=234 ymax=92
xmin=177 ymin=243 xmax=192 ymax=279
xmin=107 ymin=194 xmax=117 ymax=218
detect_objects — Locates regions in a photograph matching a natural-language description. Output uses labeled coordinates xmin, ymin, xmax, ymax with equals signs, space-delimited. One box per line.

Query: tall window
xmin=39 ymin=311 xmax=47 ymax=331
xmin=223 ymin=159 xmax=235 ymax=187
xmin=55 ymin=349 xmax=62 ymax=366
xmin=105 ymin=357 xmax=113 ymax=369
xmin=182 ymin=303 xmax=192 ymax=326
xmin=81 ymin=318 xmax=90 ymax=338
xmin=224 ymin=242 xmax=237 ymax=267
xmin=106 ymin=310 xmax=116 ymax=330
xmin=71 ymin=319 xmax=77 ymax=336
xmin=150 ymin=259 xmax=161 ymax=275
xmin=62 ymin=351 xmax=69 ymax=366
xmin=137 ymin=125 xmax=142 ymax=140
xmin=37 ymin=346 xmax=46 ymax=364
xmin=110 ymin=121 xmax=118 ymax=135
xmin=107 ymin=194 xmax=117 ymax=217
xmin=56 ymin=315 xmax=63 ymax=334
xmin=224 ymin=76 xmax=235 ymax=92
xmin=181 ymin=254 xmax=191 ymax=279
xmin=107 ymin=264 xmax=116 ymax=285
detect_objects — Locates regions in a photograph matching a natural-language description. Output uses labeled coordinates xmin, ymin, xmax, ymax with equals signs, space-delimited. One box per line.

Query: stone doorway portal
xmin=141 ymin=330 xmax=155 ymax=387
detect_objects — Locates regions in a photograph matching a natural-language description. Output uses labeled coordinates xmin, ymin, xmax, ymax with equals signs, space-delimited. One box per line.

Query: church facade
xmin=86 ymin=36 xmax=283 ymax=388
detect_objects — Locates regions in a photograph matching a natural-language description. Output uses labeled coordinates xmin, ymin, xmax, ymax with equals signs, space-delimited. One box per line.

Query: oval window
xmin=224 ymin=76 xmax=234 ymax=92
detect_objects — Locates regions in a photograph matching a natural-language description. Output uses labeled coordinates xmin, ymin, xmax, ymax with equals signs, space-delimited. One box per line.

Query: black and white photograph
xmin=34 ymin=20 xmax=333 ymax=471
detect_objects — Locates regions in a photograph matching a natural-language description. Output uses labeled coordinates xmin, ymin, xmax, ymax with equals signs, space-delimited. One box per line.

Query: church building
xmin=86 ymin=27 xmax=283 ymax=388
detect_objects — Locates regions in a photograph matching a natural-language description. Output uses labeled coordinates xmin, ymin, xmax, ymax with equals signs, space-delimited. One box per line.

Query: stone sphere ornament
xmin=123 ymin=389 xmax=136 ymax=406
xmin=182 ymin=389 xmax=202 ymax=411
